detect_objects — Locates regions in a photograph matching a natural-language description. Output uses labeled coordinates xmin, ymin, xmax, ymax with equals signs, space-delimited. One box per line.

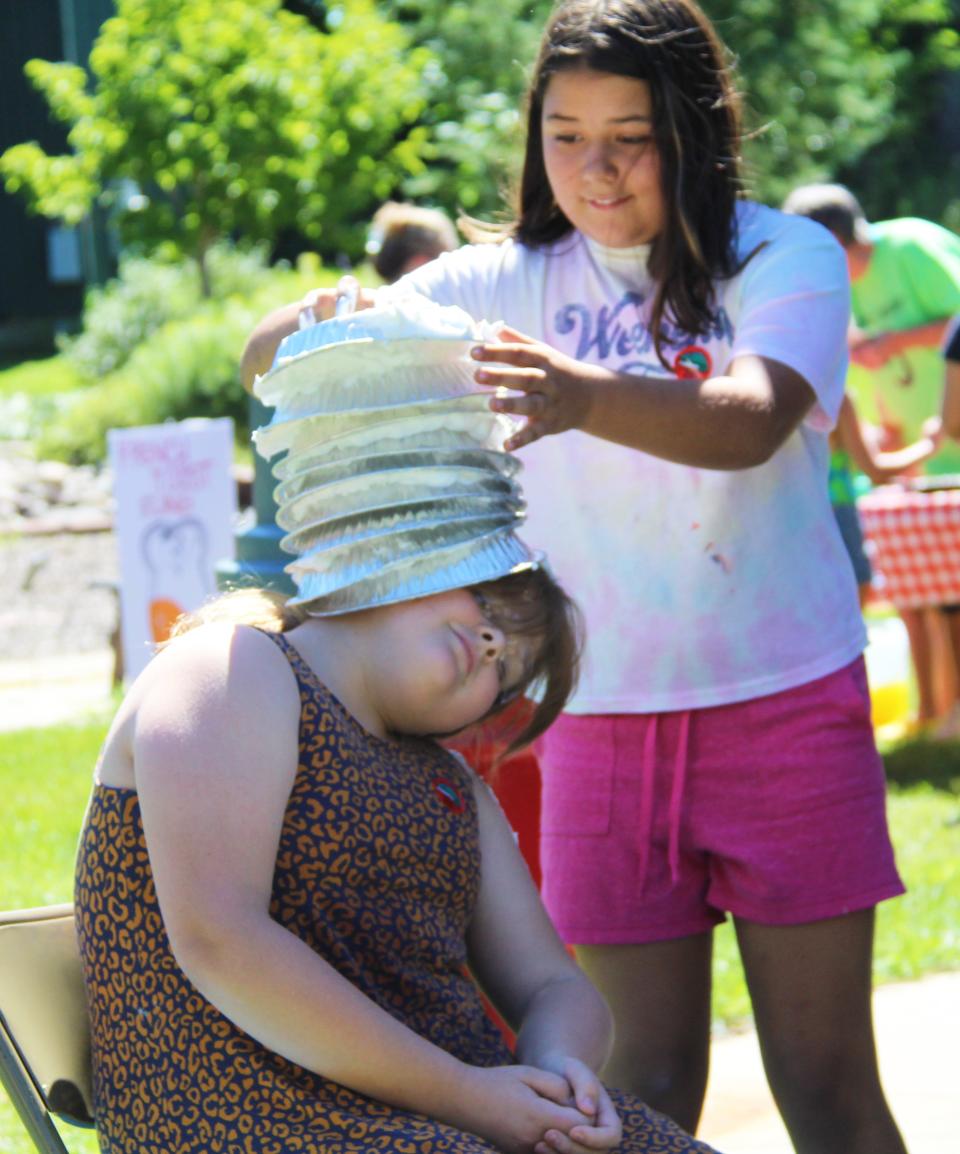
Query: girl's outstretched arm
xmin=239 ymin=285 xmax=376 ymax=390
xmin=133 ymin=624 xmax=591 ymax=1153
xmin=467 ymin=779 xmax=622 ymax=1153
xmin=472 ymin=328 xmax=816 ymax=470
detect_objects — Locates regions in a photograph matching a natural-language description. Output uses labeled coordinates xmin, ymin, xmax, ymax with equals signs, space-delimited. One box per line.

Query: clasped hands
xmin=468 ymin=1055 xmax=622 ymax=1154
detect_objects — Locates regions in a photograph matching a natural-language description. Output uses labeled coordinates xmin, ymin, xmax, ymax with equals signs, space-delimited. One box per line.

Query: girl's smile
xmin=541 ymin=67 xmax=664 ymax=249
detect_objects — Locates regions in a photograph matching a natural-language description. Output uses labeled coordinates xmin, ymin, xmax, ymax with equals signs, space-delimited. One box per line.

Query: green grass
xmin=0 ymin=356 xmax=86 ymax=399
xmin=0 ymin=724 xmax=106 ymax=908
xmin=0 ymin=722 xmax=957 ymax=1152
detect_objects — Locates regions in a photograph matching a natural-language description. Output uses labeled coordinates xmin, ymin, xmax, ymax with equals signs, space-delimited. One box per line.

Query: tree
xmin=702 ymin=0 xmax=960 ymax=213
xmin=0 ymin=0 xmax=434 ymax=294
xmin=834 ymin=0 xmax=960 ymax=228
xmin=381 ymin=0 xmax=554 ymax=215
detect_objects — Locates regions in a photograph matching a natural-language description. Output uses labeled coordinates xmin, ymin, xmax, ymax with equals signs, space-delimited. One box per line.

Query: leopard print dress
xmin=75 ymin=631 xmax=719 ymax=1153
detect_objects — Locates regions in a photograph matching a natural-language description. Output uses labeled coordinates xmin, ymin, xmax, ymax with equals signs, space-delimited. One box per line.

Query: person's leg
xmin=927 ymin=607 xmax=958 ymax=718
xmin=935 ymin=605 xmax=960 ymax=737
xmin=735 ymin=910 xmax=906 ymax=1154
xmin=575 ymin=933 xmax=713 ymax=1135
xmin=901 ymin=605 xmax=937 ymax=722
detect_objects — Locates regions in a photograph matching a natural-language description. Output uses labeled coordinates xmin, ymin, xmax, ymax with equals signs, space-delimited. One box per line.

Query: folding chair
xmin=0 ymin=905 xmax=94 ymax=1154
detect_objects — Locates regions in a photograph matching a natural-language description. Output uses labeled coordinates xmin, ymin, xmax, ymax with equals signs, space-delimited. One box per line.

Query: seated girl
xmin=75 ymin=300 xmax=722 ymax=1154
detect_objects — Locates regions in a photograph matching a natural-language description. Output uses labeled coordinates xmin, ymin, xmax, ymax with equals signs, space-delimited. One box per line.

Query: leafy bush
xmin=38 ymin=260 xmax=335 ymax=464
xmin=59 ymin=243 xmax=274 ymax=378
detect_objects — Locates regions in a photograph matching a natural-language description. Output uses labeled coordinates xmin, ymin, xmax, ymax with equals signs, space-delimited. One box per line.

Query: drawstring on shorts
xmin=636 ymin=710 xmax=692 ymax=896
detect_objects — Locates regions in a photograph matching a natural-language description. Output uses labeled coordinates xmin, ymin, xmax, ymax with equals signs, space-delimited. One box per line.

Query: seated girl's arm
xmin=467 ymin=778 xmax=622 ymax=1153
xmin=134 ymin=625 xmax=588 ymax=1153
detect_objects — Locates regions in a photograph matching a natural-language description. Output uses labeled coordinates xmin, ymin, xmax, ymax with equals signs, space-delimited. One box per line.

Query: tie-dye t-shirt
xmin=395 ymin=202 xmax=865 ymax=712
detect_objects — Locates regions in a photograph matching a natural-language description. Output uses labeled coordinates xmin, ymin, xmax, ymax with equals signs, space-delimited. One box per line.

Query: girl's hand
xmin=921 ymin=414 xmax=944 ymax=451
xmin=298 ymin=279 xmax=377 ymax=326
xmin=471 ymin=327 xmax=604 ymax=451
xmin=532 ymin=1057 xmax=623 ymax=1154
xmin=455 ymin=1064 xmax=595 ymax=1154
xmin=849 ymin=330 xmax=894 ymax=370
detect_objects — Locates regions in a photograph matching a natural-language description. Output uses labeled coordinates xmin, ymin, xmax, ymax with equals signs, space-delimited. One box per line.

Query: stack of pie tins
xmin=252 ymin=294 xmax=538 ymax=615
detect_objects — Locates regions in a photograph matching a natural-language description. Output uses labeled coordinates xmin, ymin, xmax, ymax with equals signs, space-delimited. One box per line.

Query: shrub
xmin=59 ymin=243 xmax=274 ymax=379
xmin=38 ymin=259 xmax=336 ymax=464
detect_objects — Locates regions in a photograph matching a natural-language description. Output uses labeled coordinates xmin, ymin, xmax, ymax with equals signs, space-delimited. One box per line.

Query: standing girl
xmin=241 ymin=4 xmax=908 ymax=1151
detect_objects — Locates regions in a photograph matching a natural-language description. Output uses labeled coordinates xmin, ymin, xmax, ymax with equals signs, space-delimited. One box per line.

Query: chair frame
xmin=0 ymin=904 xmax=93 ymax=1154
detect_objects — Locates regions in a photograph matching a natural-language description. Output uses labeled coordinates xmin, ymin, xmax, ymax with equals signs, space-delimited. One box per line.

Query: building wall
xmin=0 ymin=0 xmax=113 ymax=344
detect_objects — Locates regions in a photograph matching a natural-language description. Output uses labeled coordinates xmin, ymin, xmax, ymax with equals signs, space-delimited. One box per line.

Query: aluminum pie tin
xmin=279 ymin=494 xmax=526 ymax=557
xmin=255 ymin=338 xmax=479 ymax=413
xmin=288 ymin=514 xmax=522 ymax=588
xmin=274 ymin=448 xmax=520 ymax=506
xmin=292 ymin=527 xmax=537 ymax=613
xmin=255 ymin=392 xmax=500 ymax=461
xmin=273 ymin=408 xmax=517 ymax=482
xmin=275 ymin=467 xmax=521 ymax=533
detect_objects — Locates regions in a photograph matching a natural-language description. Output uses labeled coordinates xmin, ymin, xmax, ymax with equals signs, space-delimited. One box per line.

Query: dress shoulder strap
xmin=258 ymin=629 xmax=326 ymax=703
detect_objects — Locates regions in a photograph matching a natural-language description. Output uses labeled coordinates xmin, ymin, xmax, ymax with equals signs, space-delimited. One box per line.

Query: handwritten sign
xmin=108 ymin=419 xmax=236 ymax=681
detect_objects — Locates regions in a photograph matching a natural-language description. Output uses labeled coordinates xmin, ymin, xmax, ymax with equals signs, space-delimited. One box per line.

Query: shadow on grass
xmin=882 ymin=736 xmax=960 ymax=795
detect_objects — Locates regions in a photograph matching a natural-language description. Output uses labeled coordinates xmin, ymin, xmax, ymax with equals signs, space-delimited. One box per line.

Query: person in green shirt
xmin=784 ymin=185 xmax=960 ymax=729
xmin=783 ymin=183 xmax=960 ymax=474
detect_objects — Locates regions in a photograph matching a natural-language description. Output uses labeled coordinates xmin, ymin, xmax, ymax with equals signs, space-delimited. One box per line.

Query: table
xmin=857 ymin=484 xmax=960 ymax=609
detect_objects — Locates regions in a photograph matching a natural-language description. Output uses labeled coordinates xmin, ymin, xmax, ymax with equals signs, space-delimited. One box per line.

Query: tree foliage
xmin=3 ymin=0 xmax=958 ymax=284
xmin=703 ymin=0 xmax=960 ymax=213
xmin=0 ymin=0 xmax=433 ymax=292
xmin=380 ymin=0 xmax=554 ymax=214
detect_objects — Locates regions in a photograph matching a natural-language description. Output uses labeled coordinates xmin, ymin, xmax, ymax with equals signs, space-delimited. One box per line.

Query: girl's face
xmin=541 ymin=67 xmax=665 ymax=249
xmin=372 ymin=588 xmax=538 ymax=738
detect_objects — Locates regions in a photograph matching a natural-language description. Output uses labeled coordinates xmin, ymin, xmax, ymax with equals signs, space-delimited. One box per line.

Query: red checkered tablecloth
xmin=857 ymin=486 xmax=960 ymax=609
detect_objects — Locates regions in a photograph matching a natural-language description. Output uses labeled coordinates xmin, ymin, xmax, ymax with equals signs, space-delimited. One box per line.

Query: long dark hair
xmin=470 ymin=0 xmax=745 ymax=367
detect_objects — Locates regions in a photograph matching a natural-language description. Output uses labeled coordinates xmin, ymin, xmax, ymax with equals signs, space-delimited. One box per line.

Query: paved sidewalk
xmin=699 ymin=970 xmax=960 ymax=1152
xmin=0 ymin=649 xmax=114 ymax=732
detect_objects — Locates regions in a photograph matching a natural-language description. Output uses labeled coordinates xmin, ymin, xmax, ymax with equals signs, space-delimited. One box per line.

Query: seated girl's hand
xmin=532 ymin=1057 xmax=622 ymax=1154
xmin=456 ymin=1064 xmax=595 ymax=1154
xmin=471 ymin=327 xmax=605 ymax=451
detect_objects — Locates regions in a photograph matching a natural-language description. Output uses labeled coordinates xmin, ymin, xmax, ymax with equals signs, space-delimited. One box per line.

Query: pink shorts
xmin=539 ymin=658 xmax=904 ymax=944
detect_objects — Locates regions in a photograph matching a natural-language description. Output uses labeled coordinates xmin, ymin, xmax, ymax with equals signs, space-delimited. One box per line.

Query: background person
xmin=830 ymin=392 xmax=941 ymax=605
xmin=784 ymin=182 xmax=960 ymax=727
xmin=932 ymin=314 xmax=960 ymax=737
xmin=240 ymin=4 xmax=908 ymax=1151
xmin=367 ymin=200 xmax=459 ymax=283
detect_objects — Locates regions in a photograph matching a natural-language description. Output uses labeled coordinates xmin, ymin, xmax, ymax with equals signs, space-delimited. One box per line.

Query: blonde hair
xmin=168 ymin=588 xmax=307 ymax=637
